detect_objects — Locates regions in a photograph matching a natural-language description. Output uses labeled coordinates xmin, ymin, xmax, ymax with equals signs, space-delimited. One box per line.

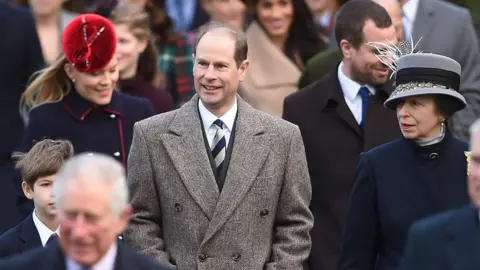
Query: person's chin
xmin=95 ymin=92 xmax=113 ymax=105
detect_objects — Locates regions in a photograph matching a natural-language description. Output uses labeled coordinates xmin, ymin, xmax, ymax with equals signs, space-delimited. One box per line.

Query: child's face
xmin=23 ymin=174 xmax=58 ymax=218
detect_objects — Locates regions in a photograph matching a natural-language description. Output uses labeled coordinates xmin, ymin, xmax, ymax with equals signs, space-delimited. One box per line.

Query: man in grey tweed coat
xmin=124 ymin=22 xmax=313 ymax=270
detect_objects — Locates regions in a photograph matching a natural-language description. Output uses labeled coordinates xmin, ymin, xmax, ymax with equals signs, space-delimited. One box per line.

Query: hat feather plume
xmin=366 ymin=36 xmax=423 ymax=78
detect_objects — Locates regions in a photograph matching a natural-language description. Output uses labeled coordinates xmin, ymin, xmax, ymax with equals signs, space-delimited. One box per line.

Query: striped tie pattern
xmin=211 ymin=119 xmax=226 ymax=176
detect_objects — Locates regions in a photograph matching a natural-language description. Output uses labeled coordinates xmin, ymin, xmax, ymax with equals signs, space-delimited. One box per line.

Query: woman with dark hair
xmin=239 ymin=0 xmax=327 ymax=117
xmin=109 ymin=2 xmax=174 ymax=113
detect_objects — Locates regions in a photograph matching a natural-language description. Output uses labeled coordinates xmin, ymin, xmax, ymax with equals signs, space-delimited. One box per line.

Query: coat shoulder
xmin=134 ymin=108 xmax=179 ymax=134
xmin=364 ymin=138 xmax=404 ymax=159
xmin=433 ymin=0 xmax=470 ymax=16
xmin=410 ymin=204 xmax=474 ymax=237
xmin=0 ymin=222 xmax=20 ymax=255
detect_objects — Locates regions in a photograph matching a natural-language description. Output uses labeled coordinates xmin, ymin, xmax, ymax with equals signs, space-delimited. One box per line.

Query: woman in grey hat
xmin=337 ymin=52 xmax=471 ymax=270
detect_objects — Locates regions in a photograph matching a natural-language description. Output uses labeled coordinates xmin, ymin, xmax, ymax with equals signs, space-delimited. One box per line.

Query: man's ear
xmin=238 ymin=60 xmax=249 ymax=82
xmin=22 ymin=181 xmax=34 ymax=200
xmin=339 ymin=39 xmax=354 ymax=59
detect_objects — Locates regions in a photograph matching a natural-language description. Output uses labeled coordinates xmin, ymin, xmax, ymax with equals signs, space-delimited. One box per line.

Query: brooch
xmin=465 ymin=151 xmax=472 ymax=176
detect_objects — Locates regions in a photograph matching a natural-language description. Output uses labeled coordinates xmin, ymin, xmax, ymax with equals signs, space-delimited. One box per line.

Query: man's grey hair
xmin=54 ymin=153 xmax=129 ymax=217
xmin=469 ymin=118 xmax=480 ymax=147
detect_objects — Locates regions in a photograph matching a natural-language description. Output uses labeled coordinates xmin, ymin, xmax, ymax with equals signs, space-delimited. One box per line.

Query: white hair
xmin=470 ymin=119 xmax=480 ymax=147
xmin=54 ymin=153 xmax=129 ymax=217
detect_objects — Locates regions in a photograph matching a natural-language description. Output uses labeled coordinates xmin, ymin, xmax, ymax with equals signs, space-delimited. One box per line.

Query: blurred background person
xmin=109 ymin=2 xmax=174 ymax=114
xmin=165 ymin=0 xmax=209 ymax=32
xmin=298 ymin=0 xmax=403 ymax=88
xmin=0 ymin=153 xmax=170 ymax=269
xmin=283 ymin=1 xmax=401 ymax=269
xmin=304 ymin=0 xmax=340 ymax=43
xmin=15 ymin=14 xmax=155 ymax=223
xmin=338 ymin=53 xmax=470 ymax=270
xmin=0 ymin=1 xmax=44 ymax=235
xmin=239 ymin=0 xmax=327 ymax=118
xmin=12 ymin=0 xmax=80 ymax=65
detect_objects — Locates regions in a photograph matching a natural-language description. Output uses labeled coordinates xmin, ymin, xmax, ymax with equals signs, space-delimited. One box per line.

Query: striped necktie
xmin=211 ymin=119 xmax=226 ymax=177
xmin=359 ymin=86 xmax=370 ymax=127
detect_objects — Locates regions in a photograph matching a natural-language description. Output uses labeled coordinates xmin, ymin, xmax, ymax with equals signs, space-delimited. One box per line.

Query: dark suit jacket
xmin=0 ymin=214 xmax=41 ymax=258
xmin=283 ymin=65 xmax=401 ymax=270
xmin=0 ymin=2 xmax=44 ymax=234
xmin=399 ymin=204 xmax=479 ymax=270
xmin=15 ymin=90 xmax=155 ymax=220
xmin=0 ymin=240 xmax=171 ymax=270
xmin=337 ymin=132 xmax=471 ymax=270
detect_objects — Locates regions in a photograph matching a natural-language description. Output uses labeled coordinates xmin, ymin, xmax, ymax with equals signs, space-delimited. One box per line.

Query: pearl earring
xmin=72 ymin=79 xmax=76 ymax=83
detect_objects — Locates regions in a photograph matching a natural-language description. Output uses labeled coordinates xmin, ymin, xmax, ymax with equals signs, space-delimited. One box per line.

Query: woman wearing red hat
xmin=15 ymin=13 xmax=155 ymax=219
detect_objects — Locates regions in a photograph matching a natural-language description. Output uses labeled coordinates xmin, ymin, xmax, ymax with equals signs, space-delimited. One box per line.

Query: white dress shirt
xmin=66 ymin=243 xmax=117 ymax=270
xmin=402 ymin=0 xmax=419 ymax=39
xmin=198 ymin=98 xmax=237 ymax=149
xmin=337 ymin=62 xmax=376 ymax=124
xmin=32 ymin=209 xmax=60 ymax=247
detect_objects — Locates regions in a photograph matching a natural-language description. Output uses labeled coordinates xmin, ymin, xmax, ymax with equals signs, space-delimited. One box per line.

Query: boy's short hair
xmin=13 ymin=139 xmax=74 ymax=188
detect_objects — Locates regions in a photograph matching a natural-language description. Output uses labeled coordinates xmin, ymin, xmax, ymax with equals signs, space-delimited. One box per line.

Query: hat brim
xmin=384 ymin=88 xmax=467 ymax=112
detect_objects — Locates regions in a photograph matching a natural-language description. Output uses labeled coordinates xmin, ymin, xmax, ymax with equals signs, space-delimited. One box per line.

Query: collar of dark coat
xmin=401 ymin=126 xmax=453 ymax=160
xmin=19 ymin=213 xmax=41 ymax=246
xmin=62 ymin=89 xmax=123 ymax=120
xmin=315 ymin=63 xmax=394 ymax=110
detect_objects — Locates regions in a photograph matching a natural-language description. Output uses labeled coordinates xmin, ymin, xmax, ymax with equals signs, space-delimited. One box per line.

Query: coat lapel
xmin=19 ymin=214 xmax=42 ymax=252
xmin=446 ymin=205 xmax=480 ymax=270
xmin=326 ymin=69 xmax=363 ymax=138
xmin=201 ymin=98 xmax=272 ymax=244
xmin=412 ymin=0 xmax=435 ymax=44
xmin=161 ymin=96 xmax=219 ymax=220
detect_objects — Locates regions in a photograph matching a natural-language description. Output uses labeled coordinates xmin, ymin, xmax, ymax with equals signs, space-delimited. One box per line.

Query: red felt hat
xmin=62 ymin=14 xmax=117 ymax=73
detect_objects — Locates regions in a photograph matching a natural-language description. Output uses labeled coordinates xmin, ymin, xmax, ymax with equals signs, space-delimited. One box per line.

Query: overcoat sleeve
xmin=337 ymin=152 xmax=380 ymax=270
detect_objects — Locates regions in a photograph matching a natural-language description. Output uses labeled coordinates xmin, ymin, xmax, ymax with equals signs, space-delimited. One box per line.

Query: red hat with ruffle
xmin=62 ymin=14 xmax=117 ymax=73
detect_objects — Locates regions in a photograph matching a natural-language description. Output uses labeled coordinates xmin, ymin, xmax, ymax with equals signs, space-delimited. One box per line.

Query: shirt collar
xmin=337 ymin=62 xmax=375 ymax=102
xmin=198 ymin=97 xmax=237 ymax=131
xmin=32 ymin=209 xmax=59 ymax=246
xmin=62 ymin=89 xmax=123 ymax=120
xmin=403 ymin=0 xmax=419 ymax=22
xmin=66 ymin=242 xmax=118 ymax=270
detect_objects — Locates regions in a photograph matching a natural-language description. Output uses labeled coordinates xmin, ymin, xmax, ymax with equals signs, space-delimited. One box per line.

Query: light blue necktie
xmin=359 ymin=86 xmax=370 ymax=127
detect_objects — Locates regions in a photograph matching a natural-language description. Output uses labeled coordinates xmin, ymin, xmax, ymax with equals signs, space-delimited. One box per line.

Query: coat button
xmin=198 ymin=253 xmax=207 ymax=262
xmin=231 ymin=252 xmax=241 ymax=261
xmin=260 ymin=209 xmax=269 ymax=218
xmin=110 ymin=114 xmax=116 ymax=119
xmin=174 ymin=203 xmax=182 ymax=212
xmin=429 ymin=153 xmax=439 ymax=160
xmin=113 ymin=152 xmax=120 ymax=157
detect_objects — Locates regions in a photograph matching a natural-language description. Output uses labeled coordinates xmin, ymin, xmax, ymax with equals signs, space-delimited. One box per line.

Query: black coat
xmin=283 ymin=65 xmax=401 ymax=270
xmin=337 ymin=132 xmax=471 ymax=270
xmin=0 ymin=214 xmax=41 ymax=258
xmin=15 ymin=90 xmax=155 ymax=221
xmin=0 ymin=2 xmax=44 ymax=234
xmin=399 ymin=204 xmax=480 ymax=270
xmin=0 ymin=239 xmax=170 ymax=270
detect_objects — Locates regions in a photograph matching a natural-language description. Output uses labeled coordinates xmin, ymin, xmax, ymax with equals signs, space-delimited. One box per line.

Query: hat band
xmin=391 ymin=81 xmax=455 ymax=98
xmin=396 ymin=68 xmax=460 ymax=91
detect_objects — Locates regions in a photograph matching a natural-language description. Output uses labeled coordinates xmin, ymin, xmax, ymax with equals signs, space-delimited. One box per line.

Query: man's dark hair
xmin=193 ymin=21 xmax=248 ymax=68
xmin=335 ymin=0 xmax=392 ymax=50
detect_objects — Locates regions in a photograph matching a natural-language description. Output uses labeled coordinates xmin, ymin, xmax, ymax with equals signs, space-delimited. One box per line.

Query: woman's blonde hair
xmin=22 ymin=55 xmax=72 ymax=109
xmin=109 ymin=2 xmax=159 ymax=85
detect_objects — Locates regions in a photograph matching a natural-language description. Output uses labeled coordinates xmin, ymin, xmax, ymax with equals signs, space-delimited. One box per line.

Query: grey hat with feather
xmin=367 ymin=38 xmax=467 ymax=112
